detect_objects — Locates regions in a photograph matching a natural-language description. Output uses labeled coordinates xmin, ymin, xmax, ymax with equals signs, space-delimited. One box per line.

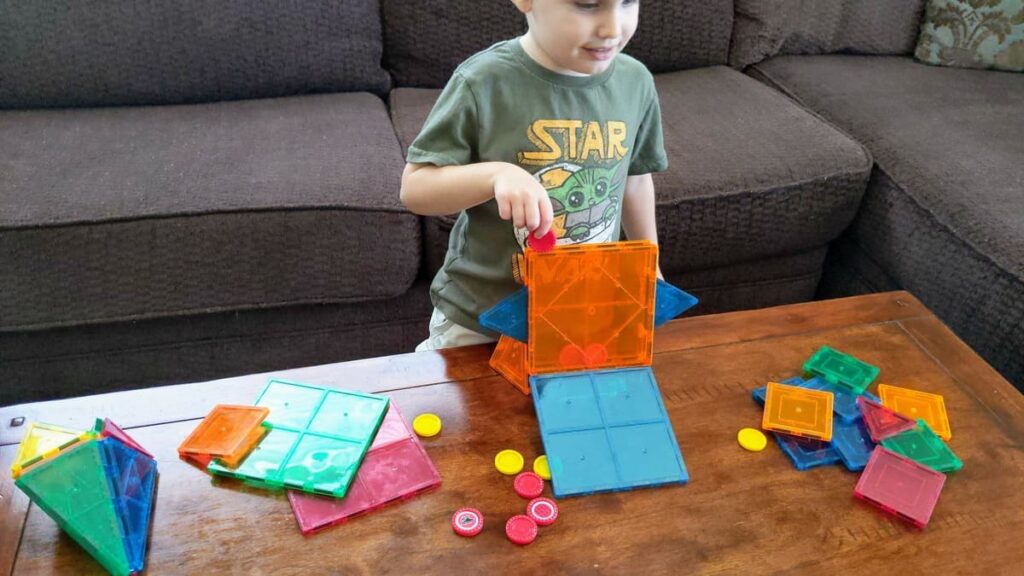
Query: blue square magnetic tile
xmin=534 ymin=373 xmax=604 ymax=432
xmin=531 ymin=367 xmax=688 ymax=498
xmin=595 ymin=368 xmax=664 ymax=425
xmin=832 ymin=417 xmax=876 ymax=471
xmin=479 ymin=287 xmax=528 ymax=342
xmin=775 ymin=434 xmax=841 ymax=470
xmin=801 ymin=377 xmax=861 ymax=423
xmin=543 ymin=430 xmax=619 ymax=495
xmin=607 ymin=423 xmax=688 ymax=485
xmin=752 ymin=376 xmax=804 ymax=406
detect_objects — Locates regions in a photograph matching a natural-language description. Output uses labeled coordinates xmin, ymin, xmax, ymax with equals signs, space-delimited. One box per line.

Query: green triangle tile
xmin=16 ymin=440 xmax=132 ymax=576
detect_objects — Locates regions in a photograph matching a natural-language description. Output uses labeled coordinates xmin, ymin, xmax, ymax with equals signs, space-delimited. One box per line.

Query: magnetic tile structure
xmin=13 ymin=427 xmax=157 ymax=576
xmin=178 ymin=404 xmax=270 ymax=469
xmin=762 ymin=382 xmax=834 ymax=442
xmin=526 ymin=241 xmax=658 ymax=374
xmin=878 ymin=384 xmax=952 ymax=441
xmin=288 ymin=403 xmax=441 ymax=534
xmin=207 ymin=380 xmax=389 ymax=498
xmin=530 ymin=367 xmax=688 ymax=497
xmin=803 ymin=346 xmax=879 ymax=394
xmin=482 ymin=241 xmax=698 ymax=396
xmin=854 ymin=447 xmax=946 ymax=528
xmin=857 ymin=396 xmax=917 ymax=443
xmin=881 ymin=420 xmax=962 ymax=473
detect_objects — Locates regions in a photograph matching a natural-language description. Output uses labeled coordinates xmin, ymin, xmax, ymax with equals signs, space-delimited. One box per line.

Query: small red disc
xmin=513 ymin=472 xmax=545 ymax=499
xmin=451 ymin=508 xmax=483 ymax=537
xmin=505 ymin=515 xmax=538 ymax=545
xmin=526 ymin=497 xmax=559 ymax=526
xmin=527 ymin=229 xmax=556 ymax=252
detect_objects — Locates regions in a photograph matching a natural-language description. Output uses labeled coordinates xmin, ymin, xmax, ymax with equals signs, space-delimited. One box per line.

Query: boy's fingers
xmin=511 ymin=202 xmax=526 ymax=229
xmin=497 ymin=199 xmax=511 ymax=220
xmin=525 ymin=200 xmax=540 ymax=232
xmin=536 ymin=196 xmax=554 ymax=237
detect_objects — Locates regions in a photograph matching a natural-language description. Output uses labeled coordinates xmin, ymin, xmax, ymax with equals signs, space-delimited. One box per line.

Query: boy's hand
xmin=492 ymin=163 xmax=554 ymax=238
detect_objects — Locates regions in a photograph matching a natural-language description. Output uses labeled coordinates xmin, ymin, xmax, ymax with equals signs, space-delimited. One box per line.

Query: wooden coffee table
xmin=3 ymin=292 xmax=1023 ymax=574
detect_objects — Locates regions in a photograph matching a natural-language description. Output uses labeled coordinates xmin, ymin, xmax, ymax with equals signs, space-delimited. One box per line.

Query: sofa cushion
xmin=0 ymin=93 xmax=418 ymax=330
xmin=382 ymin=0 xmax=733 ymax=88
xmin=390 ymin=66 xmax=871 ymax=277
xmin=751 ymin=54 xmax=1024 ymax=387
xmin=0 ymin=0 xmax=391 ymax=108
xmin=730 ymin=0 xmax=927 ymax=69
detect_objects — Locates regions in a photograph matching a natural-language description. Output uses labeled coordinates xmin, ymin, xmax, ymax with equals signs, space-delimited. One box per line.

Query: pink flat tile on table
xmin=854 ymin=447 xmax=946 ymax=528
xmin=287 ymin=404 xmax=441 ymax=535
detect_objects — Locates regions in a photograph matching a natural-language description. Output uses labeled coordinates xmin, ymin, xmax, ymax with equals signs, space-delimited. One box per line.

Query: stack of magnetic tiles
xmin=177 ymin=378 xmax=441 ymax=535
xmin=480 ymin=239 xmax=700 ymax=498
xmin=751 ymin=345 xmax=961 ymax=529
xmin=11 ymin=419 xmax=158 ymax=576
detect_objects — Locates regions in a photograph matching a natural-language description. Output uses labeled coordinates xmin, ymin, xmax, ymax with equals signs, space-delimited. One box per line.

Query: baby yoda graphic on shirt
xmin=512 ymin=120 xmax=629 ymax=250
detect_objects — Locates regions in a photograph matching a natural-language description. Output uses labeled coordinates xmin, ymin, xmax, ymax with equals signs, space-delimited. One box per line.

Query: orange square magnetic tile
xmin=878 ymin=384 xmax=952 ymax=441
xmin=490 ymin=335 xmax=530 ymax=395
xmin=525 ymin=241 xmax=657 ymax=374
xmin=762 ymin=381 xmax=834 ymax=442
xmin=178 ymin=404 xmax=270 ymax=469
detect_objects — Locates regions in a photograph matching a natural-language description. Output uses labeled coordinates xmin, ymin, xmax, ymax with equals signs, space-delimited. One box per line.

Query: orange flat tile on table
xmin=177 ymin=404 xmax=270 ymax=469
xmin=762 ymin=381 xmax=834 ymax=442
xmin=525 ymin=241 xmax=658 ymax=374
xmin=878 ymin=384 xmax=952 ymax=441
xmin=490 ymin=335 xmax=530 ymax=395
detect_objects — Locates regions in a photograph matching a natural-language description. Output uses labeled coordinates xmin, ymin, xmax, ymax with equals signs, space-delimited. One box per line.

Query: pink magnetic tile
xmin=288 ymin=405 xmax=441 ymax=535
xmin=100 ymin=418 xmax=154 ymax=459
xmin=369 ymin=404 xmax=414 ymax=450
xmin=854 ymin=447 xmax=946 ymax=528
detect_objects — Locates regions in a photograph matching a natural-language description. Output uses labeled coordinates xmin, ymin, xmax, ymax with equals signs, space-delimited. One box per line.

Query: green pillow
xmin=915 ymin=0 xmax=1024 ymax=72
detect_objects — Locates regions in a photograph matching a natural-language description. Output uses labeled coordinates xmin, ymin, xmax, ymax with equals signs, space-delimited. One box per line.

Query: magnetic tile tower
xmin=12 ymin=419 xmax=158 ymax=576
xmin=482 ymin=240 xmax=699 ymax=497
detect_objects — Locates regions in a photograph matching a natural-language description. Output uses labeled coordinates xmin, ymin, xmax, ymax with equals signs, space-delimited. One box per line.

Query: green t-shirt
xmin=407 ymin=38 xmax=668 ymax=335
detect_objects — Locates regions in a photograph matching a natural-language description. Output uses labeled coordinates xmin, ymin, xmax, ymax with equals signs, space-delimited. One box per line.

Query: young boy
xmin=401 ymin=0 xmax=667 ymax=351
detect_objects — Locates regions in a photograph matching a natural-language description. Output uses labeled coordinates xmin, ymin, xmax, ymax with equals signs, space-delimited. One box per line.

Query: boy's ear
xmin=510 ymin=0 xmax=533 ymax=15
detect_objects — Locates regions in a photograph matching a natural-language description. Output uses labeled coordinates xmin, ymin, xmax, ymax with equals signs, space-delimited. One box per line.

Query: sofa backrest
xmin=382 ymin=0 xmax=735 ymax=88
xmin=730 ymin=0 xmax=927 ymax=69
xmin=0 ymin=0 xmax=391 ymax=109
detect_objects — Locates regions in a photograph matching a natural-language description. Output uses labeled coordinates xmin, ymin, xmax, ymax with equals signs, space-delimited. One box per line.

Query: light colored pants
xmin=415 ymin=308 xmax=497 ymax=352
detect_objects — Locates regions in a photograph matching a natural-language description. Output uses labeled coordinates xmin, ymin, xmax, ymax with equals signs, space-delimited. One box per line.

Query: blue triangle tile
xmin=654 ymin=280 xmax=698 ymax=327
xmin=101 ymin=438 xmax=157 ymax=573
xmin=479 ymin=288 xmax=528 ymax=342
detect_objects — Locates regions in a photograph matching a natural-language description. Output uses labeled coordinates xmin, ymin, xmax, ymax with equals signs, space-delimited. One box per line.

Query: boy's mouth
xmin=583 ymin=45 xmax=616 ymax=61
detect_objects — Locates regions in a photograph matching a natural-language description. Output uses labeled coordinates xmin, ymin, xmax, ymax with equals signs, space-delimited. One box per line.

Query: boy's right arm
xmin=400 ymin=162 xmax=553 ymax=237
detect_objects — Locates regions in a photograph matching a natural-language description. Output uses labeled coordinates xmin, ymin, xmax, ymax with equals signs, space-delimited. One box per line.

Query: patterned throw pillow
xmin=915 ymin=0 xmax=1024 ymax=71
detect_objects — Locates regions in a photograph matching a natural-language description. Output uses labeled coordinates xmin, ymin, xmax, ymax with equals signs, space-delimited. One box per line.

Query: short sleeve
xmin=628 ymin=86 xmax=669 ymax=176
xmin=406 ymin=72 xmax=479 ymax=167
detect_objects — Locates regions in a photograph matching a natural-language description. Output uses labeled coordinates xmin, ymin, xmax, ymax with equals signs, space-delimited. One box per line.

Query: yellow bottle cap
xmin=532 ymin=455 xmax=551 ymax=480
xmin=495 ymin=449 xmax=525 ymax=475
xmin=412 ymin=413 xmax=442 ymax=438
xmin=738 ymin=428 xmax=767 ymax=452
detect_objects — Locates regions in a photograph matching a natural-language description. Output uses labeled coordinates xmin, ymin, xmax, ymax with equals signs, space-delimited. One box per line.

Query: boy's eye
xmin=574 ymin=1 xmax=600 ymax=10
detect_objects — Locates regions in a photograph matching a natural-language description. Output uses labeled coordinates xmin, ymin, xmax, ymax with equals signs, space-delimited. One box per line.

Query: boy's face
xmin=514 ymin=0 xmax=640 ymax=75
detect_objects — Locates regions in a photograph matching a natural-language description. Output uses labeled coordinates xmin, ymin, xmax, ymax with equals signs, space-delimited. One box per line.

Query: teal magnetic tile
xmin=531 ymin=367 xmax=688 ymax=498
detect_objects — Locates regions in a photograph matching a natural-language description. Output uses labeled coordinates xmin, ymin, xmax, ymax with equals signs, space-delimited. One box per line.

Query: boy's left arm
xmin=621 ymin=173 xmax=664 ymax=279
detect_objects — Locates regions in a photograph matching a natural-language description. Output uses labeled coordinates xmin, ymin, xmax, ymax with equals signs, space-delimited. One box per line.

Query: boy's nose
xmin=596 ymin=10 xmax=620 ymax=39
